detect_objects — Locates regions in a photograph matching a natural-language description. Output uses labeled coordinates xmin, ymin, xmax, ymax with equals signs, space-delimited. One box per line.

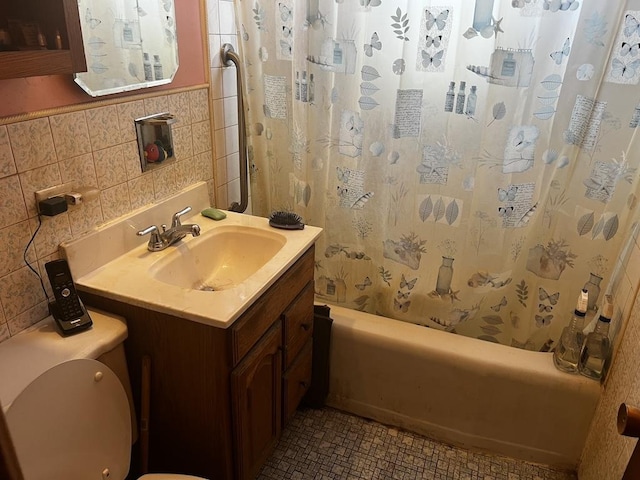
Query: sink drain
xmin=198 ymin=284 xmax=216 ymax=292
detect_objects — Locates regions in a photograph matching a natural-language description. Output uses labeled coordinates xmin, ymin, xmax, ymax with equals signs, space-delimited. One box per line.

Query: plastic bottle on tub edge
xmin=579 ymin=294 xmax=613 ymax=380
xmin=553 ymin=289 xmax=588 ymax=373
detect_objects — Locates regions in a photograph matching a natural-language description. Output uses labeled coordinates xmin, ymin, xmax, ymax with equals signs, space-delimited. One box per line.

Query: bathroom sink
xmin=149 ymin=226 xmax=286 ymax=291
xmin=61 ymin=182 xmax=323 ymax=328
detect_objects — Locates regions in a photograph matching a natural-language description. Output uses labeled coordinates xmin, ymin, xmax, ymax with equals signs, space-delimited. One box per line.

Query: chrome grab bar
xmin=221 ymin=43 xmax=248 ymax=213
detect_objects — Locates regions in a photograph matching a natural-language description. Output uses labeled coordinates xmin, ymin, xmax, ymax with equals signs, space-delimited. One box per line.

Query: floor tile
xmin=257 ymin=408 xmax=576 ymax=480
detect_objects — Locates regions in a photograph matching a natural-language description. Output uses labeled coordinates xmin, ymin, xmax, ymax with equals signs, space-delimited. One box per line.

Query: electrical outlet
xmin=34 ymin=183 xmax=75 ymax=205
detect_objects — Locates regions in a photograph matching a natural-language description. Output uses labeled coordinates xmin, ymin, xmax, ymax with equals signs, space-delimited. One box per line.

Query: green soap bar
xmin=201 ymin=208 xmax=227 ymax=220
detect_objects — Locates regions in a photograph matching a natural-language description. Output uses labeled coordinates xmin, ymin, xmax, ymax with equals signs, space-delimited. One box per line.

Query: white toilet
xmin=0 ymin=309 xmax=208 ymax=480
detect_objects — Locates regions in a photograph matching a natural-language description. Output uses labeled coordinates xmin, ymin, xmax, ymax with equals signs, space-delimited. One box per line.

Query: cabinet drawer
xmin=282 ymin=281 xmax=314 ymax=369
xmin=231 ymin=246 xmax=314 ymax=367
xmin=283 ymin=340 xmax=312 ymax=424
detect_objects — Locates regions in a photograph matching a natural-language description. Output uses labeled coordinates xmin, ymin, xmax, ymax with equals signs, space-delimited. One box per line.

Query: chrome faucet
xmin=137 ymin=206 xmax=201 ymax=252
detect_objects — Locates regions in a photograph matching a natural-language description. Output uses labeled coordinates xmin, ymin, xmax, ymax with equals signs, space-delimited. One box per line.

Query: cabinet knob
xmin=300 ymin=323 xmax=310 ymax=331
xmin=299 ymin=381 xmax=308 ymax=389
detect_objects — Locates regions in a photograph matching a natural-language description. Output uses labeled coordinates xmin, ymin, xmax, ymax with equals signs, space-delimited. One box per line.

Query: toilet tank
xmin=0 ymin=309 xmax=136 ymax=437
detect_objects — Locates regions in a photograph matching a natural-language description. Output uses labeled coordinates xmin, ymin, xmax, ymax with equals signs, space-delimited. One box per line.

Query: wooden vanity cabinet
xmin=81 ymin=246 xmax=315 ymax=480
xmin=0 ymin=0 xmax=86 ymax=79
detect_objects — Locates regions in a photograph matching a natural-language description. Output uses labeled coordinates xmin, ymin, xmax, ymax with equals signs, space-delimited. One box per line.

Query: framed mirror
xmin=74 ymin=0 xmax=178 ymax=97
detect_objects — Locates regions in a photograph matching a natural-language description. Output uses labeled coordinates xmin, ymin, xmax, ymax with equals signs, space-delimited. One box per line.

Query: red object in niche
xmin=144 ymin=143 xmax=160 ymax=162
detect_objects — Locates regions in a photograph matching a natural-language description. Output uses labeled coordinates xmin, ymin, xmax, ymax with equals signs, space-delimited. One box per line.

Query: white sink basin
xmin=149 ymin=226 xmax=286 ymax=291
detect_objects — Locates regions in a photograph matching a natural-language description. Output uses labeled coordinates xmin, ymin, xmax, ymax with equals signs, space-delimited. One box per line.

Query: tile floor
xmin=257 ymin=407 xmax=577 ymax=480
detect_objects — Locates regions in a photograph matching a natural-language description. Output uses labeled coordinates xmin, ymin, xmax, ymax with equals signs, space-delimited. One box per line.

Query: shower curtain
xmin=234 ymin=0 xmax=640 ymax=350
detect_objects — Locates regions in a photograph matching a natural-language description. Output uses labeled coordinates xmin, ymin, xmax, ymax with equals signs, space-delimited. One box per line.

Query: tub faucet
xmin=137 ymin=206 xmax=201 ymax=252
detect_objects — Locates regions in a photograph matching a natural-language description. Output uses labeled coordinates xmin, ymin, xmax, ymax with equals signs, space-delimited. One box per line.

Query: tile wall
xmin=579 ymin=223 xmax=640 ymax=478
xmin=0 ymin=87 xmax=215 ymax=342
xmin=206 ymin=0 xmax=250 ymax=213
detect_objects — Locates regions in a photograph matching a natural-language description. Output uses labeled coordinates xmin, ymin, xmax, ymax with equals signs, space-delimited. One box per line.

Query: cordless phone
xmin=45 ymin=259 xmax=93 ymax=335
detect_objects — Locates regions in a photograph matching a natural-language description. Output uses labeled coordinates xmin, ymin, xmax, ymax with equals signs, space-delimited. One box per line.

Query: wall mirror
xmin=74 ymin=0 xmax=178 ymax=97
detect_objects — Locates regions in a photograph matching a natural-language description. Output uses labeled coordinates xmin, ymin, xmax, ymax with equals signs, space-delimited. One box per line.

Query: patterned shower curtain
xmin=234 ymin=0 xmax=640 ymax=350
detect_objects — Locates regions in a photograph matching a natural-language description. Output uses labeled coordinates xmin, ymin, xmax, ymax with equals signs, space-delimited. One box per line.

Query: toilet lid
xmin=6 ymin=358 xmax=131 ymax=480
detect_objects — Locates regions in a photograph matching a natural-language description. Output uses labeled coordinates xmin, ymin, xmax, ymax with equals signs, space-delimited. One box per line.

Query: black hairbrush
xmin=269 ymin=211 xmax=305 ymax=230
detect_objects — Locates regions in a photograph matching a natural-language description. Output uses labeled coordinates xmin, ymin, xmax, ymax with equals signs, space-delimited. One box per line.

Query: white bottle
xmin=143 ymin=53 xmax=153 ymax=81
xmin=579 ymin=295 xmax=613 ymax=380
xmin=466 ymin=85 xmax=477 ymax=116
xmin=153 ymin=55 xmax=163 ymax=80
xmin=333 ymin=42 xmax=343 ymax=65
xmin=444 ymin=82 xmax=455 ymax=112
xmin=553 ymin=289 xmax=588 ymax=373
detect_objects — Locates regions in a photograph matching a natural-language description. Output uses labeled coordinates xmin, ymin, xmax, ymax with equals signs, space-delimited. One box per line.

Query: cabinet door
xmin=0 ymin=0 xmax=86 ymax=79
xmin=282 ymin=281 xmax=314 ymax=369
xmin=283 ymin=340 xmax=313 ymax=424
xmin=231 ymin=320 xmax=282 ymax=480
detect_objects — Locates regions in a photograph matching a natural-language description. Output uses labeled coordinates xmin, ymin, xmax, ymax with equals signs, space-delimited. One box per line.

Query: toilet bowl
xmin=0 ymin=310 xmax=208 ymax=480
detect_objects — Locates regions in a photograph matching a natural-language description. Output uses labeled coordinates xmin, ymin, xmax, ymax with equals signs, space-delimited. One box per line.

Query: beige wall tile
xmin=0 ymin=176 xmax=28 ymax=228
xmin=7 ymin=301 xmax=48 ymax=336
xmin=86 ymin=105 xmax=121 ymax=150
xmin=192 ymin=121 xmax=212 ymax=155
xmin=168 ymin=91 xmax=192 ymax=125
xmin=50 ymin=111 xmax=91 ymax=159
xmin=117 ymin=100 xmax=146 ymax=143
xmin=190 ymin=88 xmax=210 ymax=123
xmin=101 ymin=183 xmax=131 ymax=222
xmin=128 ymin=174 xmax=155 ymax=210
xmin=175 ymin=160 xmax=196 ymax=191
xmin=0 ymin=221 xmax=35 ymax=277
xmin=0 ymin=126 xmax=17 ymax=178
xmin=207 ymin=179 xmax=216 ymax=207
xmin=0 ymin=88 xmax=214 ymax=342
xmin=30 ymin=213 xmax=72 ymax=259
xmin=153 ymin=163 xmax=179 ymax=200
xmin=0 ymin=323 xmax=9 ymax=343
xmin=0 ymin=266 xmax=47 ymax=319
xmin=144 ymin=95 xmax=169 ymax=116
xmin=123 ymin=140 xmax=143 ymax=179
xmin=7 ymin=118 xmax=56 ymax=173
xmin=173 ymin=125 xmax=194 ymax=160
xmin=68 ymin=200 xmax=103 ymax=237
xmin=195 ymin=151 xmax=214 ymax=182
xmin=94 ymin=145 xmax=127 ymax=189
xmin=59 ymin=152 xmax=98 ymax=190
xmin=18 ymin=164 xmax=61 ymax=217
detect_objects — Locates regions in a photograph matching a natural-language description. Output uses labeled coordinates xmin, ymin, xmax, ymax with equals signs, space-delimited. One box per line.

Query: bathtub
xmin=324 ymin=303 xmax=601 ymax=469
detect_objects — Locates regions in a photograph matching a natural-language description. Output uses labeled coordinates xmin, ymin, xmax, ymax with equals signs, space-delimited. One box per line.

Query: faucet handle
xmin=137 ymin=225 xmax=159 ymax=236
xmin=136 ymin=225 xmax=165 ymax=251
xmin=171 ymin=206 xmax=192 ymax=228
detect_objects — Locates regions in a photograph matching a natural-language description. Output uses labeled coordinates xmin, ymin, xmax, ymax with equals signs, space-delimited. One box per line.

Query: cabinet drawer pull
xmin=300 ymin=323 xmax=311 ymax=331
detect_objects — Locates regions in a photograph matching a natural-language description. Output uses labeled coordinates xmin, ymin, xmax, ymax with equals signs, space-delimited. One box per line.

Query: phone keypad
xmin=53 ymin=280 xmax=84 ymax=320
